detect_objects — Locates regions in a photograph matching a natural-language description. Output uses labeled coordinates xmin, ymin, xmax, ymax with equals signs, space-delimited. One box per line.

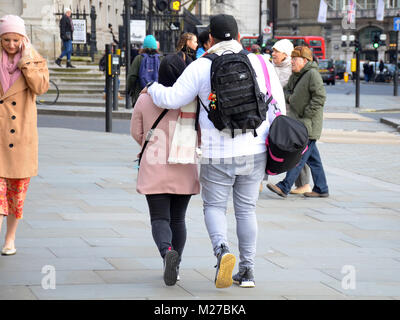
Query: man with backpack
xmin=142 ymin=14 xmax=285 ymax=289
xmin=267 ymin=46 xmax=329 ymax=199
xmin=127 ymin=35 xmax=161 ymax=106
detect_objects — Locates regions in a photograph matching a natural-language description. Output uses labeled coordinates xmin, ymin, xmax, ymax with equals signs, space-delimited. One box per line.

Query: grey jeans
xmin=200 ymin=152 xmax=266 ymax=271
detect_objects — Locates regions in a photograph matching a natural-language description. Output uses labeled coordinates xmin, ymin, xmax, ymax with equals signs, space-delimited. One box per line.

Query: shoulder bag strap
xmin=292 ymin=70 xmax=310 ymax=91
xmin=137 ymin=109 xmax=169 ymax=165
xmin=257 ymin=55 xmax=280 ymax=115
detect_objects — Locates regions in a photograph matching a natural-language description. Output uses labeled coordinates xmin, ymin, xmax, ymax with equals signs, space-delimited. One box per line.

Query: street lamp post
xmin=354 ymin=32 xmax=360 ymax=108
xmin=148 ymin=0 xmax=154 ymax=35
xmin=395 ymin=30 xmax=399 ymax=96
xmin=124 ymin=0 xmax=132 ymax=109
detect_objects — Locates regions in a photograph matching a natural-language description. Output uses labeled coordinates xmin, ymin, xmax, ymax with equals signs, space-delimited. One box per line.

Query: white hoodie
xmin=148 ymin=40 xmax=286 ymax=159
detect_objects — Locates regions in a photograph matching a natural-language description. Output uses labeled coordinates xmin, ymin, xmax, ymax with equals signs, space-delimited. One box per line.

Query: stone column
xmin=20 ymin=0 xmax=60 ymax=60
xmin=0 ymin=0 xmax=23 ymax=16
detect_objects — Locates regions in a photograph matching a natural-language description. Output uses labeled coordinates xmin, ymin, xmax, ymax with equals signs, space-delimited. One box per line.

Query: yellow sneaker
xmin=290 ymin=184 xmax=312 ymax=194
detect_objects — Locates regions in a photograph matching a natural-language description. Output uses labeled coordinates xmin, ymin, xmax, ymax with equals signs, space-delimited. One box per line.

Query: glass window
xmin=366 ymin=0 xmax=376 ymax=9
xmin=319 ymin=60 xmax=333 ymax=69
xmin=309 ymin=40 xmax=322 ymax=47
xmin=293 ymin=39 xmax=305 ymax=46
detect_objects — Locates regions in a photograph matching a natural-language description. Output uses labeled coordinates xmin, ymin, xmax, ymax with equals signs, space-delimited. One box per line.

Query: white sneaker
xmin=1 ymin=247 xmax=17 ymax=256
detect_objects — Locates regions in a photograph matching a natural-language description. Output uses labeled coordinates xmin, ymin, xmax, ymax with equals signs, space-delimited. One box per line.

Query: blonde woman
xmin=0 ymin=15 xmax=49 ymax=255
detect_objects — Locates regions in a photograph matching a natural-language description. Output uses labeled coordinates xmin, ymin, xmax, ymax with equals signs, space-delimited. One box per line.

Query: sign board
xmin=72 ymin=19 xmax=86 ymax=44
xmin=394 ymin=17 xmax=400 ymax=31
xmin=263 ymin=26 xmax=272 ymax=34
xmin=130 ymin=20 xmax=146 ymax=43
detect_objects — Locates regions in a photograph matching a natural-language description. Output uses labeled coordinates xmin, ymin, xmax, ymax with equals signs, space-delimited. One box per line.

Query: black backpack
xmin=265 ymin=115 xmax=309 ymax=175
xmin=200 ymin=50 xmax=268 ymax=137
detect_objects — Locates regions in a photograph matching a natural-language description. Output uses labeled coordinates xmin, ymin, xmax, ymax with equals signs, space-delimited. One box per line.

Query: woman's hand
xmin=20 ymin=37 xmax=32 ymax=59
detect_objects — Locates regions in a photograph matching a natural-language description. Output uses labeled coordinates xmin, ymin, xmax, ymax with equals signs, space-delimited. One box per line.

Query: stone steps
xmin=43 ymin=61 xmax=131 ymax=114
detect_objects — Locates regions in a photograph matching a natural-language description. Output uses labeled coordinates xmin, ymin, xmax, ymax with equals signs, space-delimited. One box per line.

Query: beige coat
xmin=0 ymin=47 xmax=49 ymax=178
xmin=130 ymin=93 xmax=200 ymax=195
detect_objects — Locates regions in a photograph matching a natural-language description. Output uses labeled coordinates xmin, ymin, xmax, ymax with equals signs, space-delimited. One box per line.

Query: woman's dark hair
xmin=198 ymin=30 xmax=210 ymax=48
xmin=139 ymin=48 xmax=159 ymax=55
xmin=158 ymin=54 xmax=187 ymax=87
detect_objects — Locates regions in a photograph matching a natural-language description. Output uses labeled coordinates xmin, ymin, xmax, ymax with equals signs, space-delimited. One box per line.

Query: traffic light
xmin=156 ymin=0 xmax=168 ymax=11
xmin=354 ymin=39 xmax=362 ymax=53
xmin=170 ymin=0 xmax=181 ymax=11
xmin=373 ymin=35 xmax=380 ymax=49
xmin=130 ymin=0 xmax=142 ymax=12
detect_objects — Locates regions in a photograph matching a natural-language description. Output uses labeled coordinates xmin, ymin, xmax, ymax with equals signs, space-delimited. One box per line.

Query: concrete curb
xmin=37 ymin=107 xmax=132 ymax=120
xmin=380 ymin=117 xmax=400 ymax=132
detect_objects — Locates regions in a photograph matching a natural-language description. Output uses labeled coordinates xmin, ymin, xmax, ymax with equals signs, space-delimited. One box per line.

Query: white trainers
xmin=1 ymin=247 xmax=17 ymax=256
xmin=232 ymin=267 xmax=256 ymax=288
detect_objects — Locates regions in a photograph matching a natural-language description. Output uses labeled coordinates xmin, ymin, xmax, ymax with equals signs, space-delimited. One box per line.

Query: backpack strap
xmin=137 ymin=109 xmax=169 ymax=166
xmin=195 ymin=97 xmax=201 ymax=132
xmin=203 ymin=53 xmax=218 ymax=62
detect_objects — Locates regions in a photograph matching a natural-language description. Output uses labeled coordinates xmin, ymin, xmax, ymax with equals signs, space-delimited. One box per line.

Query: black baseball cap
xmin=209 ymin=14 xmax=238 ymax=41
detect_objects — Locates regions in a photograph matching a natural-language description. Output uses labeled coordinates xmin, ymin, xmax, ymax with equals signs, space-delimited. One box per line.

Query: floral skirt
xmin=0 ymin=178 xmax=31 ymax=220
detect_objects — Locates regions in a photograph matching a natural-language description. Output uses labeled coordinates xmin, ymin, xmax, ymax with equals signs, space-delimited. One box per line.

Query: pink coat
xmin=130 ymin=93 xmax=200 ymax=195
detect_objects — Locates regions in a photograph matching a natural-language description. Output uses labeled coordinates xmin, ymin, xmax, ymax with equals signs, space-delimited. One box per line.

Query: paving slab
xmin=322 ymin=281 xmax=400 ymax=297
xmin=0 ymin=271 xmax=104 ymax=286
xmin=0 ymin=286 xmax=37 ymax=300
xmin=29 ymin=283 xmax=192 ymax=300
xmin=1 ymin=122 xmax=400 ymax=300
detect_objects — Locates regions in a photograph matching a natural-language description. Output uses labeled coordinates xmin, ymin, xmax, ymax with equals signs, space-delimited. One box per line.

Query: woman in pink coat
xmin=130 ymin=53 xmax=199 ymax=286
xmin=0 ymin=15 xmax=49 ymax=256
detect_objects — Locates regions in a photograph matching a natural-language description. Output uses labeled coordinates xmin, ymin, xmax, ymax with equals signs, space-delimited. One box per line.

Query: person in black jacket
xmin=55 ymin=8 xmax=75 ymax=68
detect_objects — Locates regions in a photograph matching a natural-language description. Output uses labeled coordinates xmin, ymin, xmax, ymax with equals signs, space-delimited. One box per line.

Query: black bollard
xmin=105 ymin=44 xmax=113 ymax=132
xmin=112 ymin=46 xmax=119 ymax=111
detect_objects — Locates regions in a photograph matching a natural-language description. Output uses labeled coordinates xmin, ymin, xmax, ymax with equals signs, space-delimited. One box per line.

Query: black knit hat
xmin=209 ymin=14 xmax=238 ymax=41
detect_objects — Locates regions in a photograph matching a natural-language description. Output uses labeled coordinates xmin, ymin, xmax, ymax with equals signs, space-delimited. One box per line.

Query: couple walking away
xmin=132 ymin=13 xmax=287 ymax=289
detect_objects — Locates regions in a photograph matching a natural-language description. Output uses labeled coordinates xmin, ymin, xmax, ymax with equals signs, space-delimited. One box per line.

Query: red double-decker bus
xmin=274 ymin=36 xmax=326 ymax=59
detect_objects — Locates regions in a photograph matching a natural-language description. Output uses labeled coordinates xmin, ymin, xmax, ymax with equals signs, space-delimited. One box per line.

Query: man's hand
xmin=140 ymin=87 xmax=148 ymax=95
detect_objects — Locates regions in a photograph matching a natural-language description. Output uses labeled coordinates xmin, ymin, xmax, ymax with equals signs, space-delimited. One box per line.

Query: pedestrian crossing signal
xmin=170 ymin=0 xmax=181 ymax=11
xmin=373 ymin=35 xmax=380 ymax=49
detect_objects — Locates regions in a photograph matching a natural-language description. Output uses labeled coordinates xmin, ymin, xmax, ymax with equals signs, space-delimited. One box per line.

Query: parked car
xmin=374 ymin=63 xmax=397 ymax=82
xmin=318 ymin=59 xmax=336 ymax=85
xmin=334 ymin=60 xmax=346 ymax=79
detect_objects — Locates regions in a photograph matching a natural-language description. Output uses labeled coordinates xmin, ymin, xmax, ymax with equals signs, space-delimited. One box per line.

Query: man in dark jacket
xmin=267 ymin=46 xmax=329 ymax=198
xmin=55 ymin=8 xmax=75 ymax=68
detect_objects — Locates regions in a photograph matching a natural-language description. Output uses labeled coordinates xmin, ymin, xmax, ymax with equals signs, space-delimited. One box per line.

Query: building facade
xmin=0 ymin=0 xmax=125 ymax=59
xmin=0 ymin=0 xmax=270 ymax=59
xmin=274 ymin=0 xmax=400 ymax=63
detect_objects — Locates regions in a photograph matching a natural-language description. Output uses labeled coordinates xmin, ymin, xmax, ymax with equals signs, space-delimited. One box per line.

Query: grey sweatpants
xmin=200 ymin=152 xmax=266 ymax=271
xmin=295 ymin=164 xmax=311 ymax=187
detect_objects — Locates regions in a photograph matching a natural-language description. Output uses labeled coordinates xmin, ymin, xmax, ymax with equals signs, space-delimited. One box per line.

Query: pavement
xmin=1 ymin=82 xmax=400 ymax=301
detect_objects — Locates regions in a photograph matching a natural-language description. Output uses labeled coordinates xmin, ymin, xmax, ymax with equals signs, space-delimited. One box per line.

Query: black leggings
xmin=145 ymin=194 xmax=191 ymax=259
